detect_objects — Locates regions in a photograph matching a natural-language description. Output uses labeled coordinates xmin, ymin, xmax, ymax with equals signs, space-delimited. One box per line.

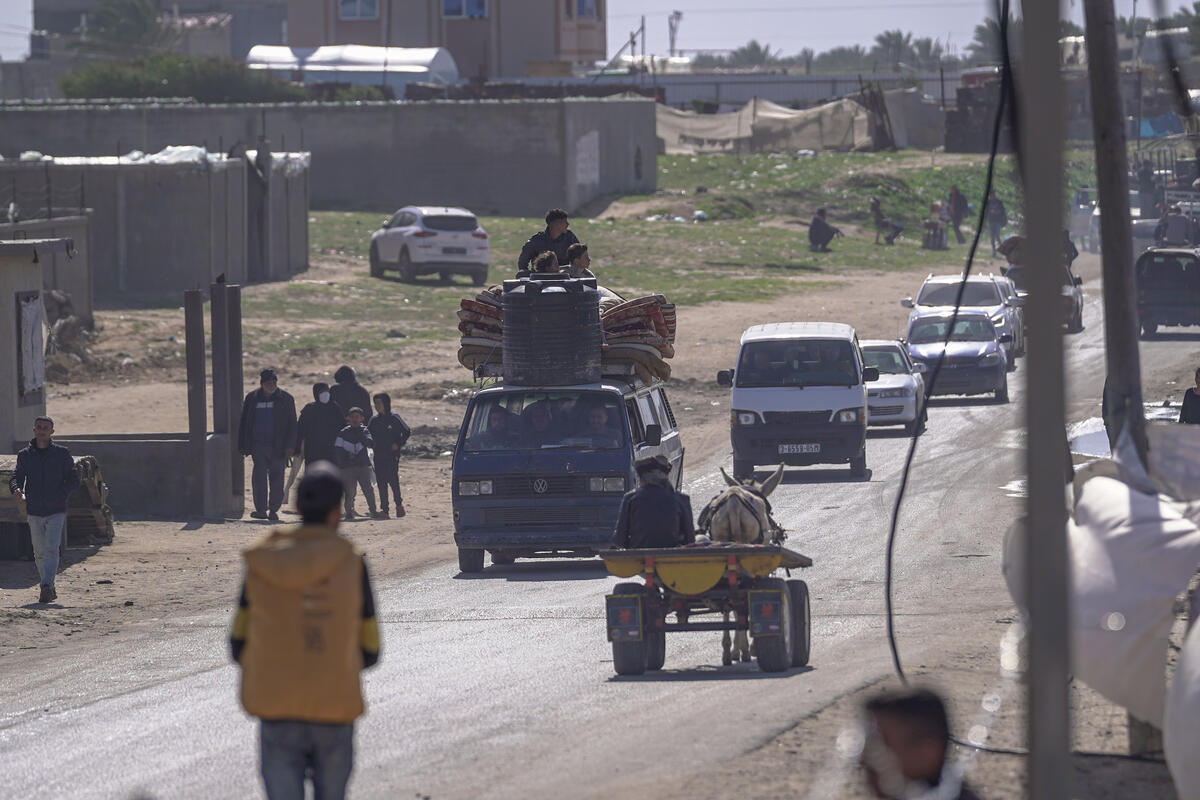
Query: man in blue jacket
xmin=8 ymin=416 xmax=80 ymax=604
xmin=238 ymin=369 xmax=298 ymax=522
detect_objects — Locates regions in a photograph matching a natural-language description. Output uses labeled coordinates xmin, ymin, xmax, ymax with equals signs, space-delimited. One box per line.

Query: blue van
xmin=451 ymin=374 xmax=684 ymax=572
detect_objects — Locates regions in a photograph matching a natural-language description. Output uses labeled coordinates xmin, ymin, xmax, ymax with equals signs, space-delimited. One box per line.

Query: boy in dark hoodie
xmin=330 ymin=366 xmax=371 ymax=420
xmin=368 ymin=392 xmax=411 ymax=519
xmin=333 ymin=407 xmax=381 ymax=520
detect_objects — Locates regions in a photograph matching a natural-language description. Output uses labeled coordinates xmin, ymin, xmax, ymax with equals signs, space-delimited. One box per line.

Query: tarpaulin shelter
xmin=656 ymin=97 xmax=874 ymax=154
xmin=247 ymin=45 xmax=459 ymax=91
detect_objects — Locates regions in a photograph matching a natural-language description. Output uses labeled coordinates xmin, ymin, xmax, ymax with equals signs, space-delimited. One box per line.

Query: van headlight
xmin=731 ymin=410 xmax=759 ymax=426
xmin=479 ymin=480 xmax=493 ymax=495
xmin=589 ymin=476 xmax=627 ymax=492
xmin=836 ymin=408 xmax=863 ymax=423
xmin=875 ymin=387 xmax=913 ymax=398
xmin=458 ymin=481 xmax=479 ymax=496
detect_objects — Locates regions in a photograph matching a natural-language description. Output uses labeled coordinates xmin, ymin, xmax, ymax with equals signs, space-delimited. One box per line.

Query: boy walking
xmin=230 ymin=463 xmax=381 ymax=800
xmin=8 ymin=416 xmax=80 ymax=603
xmin=333 ymin=408 xmax=380 ymax=520
xmin=367 ymin=393 xmax=410 ymax=519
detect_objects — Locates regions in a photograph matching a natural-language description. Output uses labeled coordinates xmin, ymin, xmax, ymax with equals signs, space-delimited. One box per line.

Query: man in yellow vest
xmin=230 ymin=462 xmax=381 ymax=800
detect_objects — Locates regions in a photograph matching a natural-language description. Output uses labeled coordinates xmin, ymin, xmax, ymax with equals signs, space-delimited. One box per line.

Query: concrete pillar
xmin=226 ymin=285 xmax=245 ymax=513
xmin=210 ymin=283 xmax=229 ymax=435
xmin=184 ymin=290 xmax=207 ymax=512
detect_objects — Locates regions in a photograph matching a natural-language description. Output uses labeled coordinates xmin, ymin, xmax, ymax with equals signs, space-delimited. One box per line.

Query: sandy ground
xmin=1 ymin=249 xmax=1184 ymax=798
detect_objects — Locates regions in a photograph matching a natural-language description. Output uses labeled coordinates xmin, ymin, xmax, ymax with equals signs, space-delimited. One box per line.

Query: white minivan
xmin=717 ymin=322 xmax=877 ymax=479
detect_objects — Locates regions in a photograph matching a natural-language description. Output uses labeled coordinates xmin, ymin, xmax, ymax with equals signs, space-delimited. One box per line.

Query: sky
xmin=0 ymin=0 xmax=32 ymax=61
xmin=606 ymin=0 xmax=1196 ymax=61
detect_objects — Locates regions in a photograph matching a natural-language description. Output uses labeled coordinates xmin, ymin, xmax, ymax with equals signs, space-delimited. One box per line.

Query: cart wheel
xmin=646 ymin=629 xmax=666 ymax=671
xmin=612 ymin=582 xmax=649 ymax=676
xmin=457 ymin=547 xmax=484 ymax=573
xmin=753 ymin=577 xmax=794 ymax=673
xmin=788 ymin=580 xmax=811 ymax=667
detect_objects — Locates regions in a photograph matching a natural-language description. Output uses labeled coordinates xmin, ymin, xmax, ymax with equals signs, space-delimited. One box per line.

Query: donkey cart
xmin=601 ymin=544 xmax=813 ymax=676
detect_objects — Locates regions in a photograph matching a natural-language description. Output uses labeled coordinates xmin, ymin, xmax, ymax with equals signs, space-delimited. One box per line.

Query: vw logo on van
xmin=532 ymin=478 xmax=550 ymax=495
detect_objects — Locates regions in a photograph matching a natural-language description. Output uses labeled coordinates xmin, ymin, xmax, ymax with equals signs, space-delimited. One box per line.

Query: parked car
xmin=370 ymin=206 xmax=490 ymax=285
xmin=717 ymin=322 xmax=878 ymax=479
xmin=1002 ymin=263 xmax=1084 ymax=333
xmin=905 ymin=309 xmax=1011 ymax=403
xmin=1135 ymin=246 xmax=1200 ymax=337
xmin=901 ymin=273 xmax=1019 ymax=367
xmin=988 ymin=273 xmax=1025 ymax=357
xmin=861 ymin=339 xmax=927 ymax=436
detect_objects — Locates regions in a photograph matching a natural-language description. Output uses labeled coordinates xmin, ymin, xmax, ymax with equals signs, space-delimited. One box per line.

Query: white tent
xmin=246 ymin=45 xmax=459 ymax=89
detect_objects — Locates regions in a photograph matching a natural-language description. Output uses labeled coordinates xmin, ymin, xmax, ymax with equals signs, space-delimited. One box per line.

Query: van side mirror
xmin=643 ymin=424 xmax=662 ymax=447
xmin=998 ymin=332 xmax=1013 ymax=343
xmin=862 ymin=367 xmax=880 ymax=382
xmin=900 ymin=297 xmax=915 ymax=309
xmin=912 ymin=362 xmax=927 ymax=374
xmin=716 ymin=370 xmax=733 ymax=387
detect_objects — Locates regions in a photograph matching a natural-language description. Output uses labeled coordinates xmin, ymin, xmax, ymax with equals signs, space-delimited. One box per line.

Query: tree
xmin=812 ymin=45 xmax=870 ymax=73
xmin=911 ymin=37 xmax=944 ymax=70
xmin=728 ymin=39 xmax=779 ymax=67
xmin=872 ymin=29 xmax=914 ymax=72
xmin=75 ymin=0 xmax=177 ymax=55
xmin=61 ymin=53 xmax=308 ymax=103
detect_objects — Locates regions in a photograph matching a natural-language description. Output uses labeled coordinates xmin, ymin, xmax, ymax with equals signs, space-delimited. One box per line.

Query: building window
xmin=443 ymin=0 xmax=486 ymax=18
xmin=339 ymin=0 xmax=378 ymax=20
xmin=577 ymin=0 xmax=597 ymax=18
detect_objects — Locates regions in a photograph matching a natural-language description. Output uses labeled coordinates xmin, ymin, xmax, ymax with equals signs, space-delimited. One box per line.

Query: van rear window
xmin=1138 ymin=254 xmax=1199 ymax=289
xmin=423 ymin=215 xmax=478 ymax=232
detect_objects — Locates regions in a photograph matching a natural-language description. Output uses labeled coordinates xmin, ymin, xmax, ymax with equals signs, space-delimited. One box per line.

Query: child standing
xmin=333 ymin=407 xmax=381 ymax=520
xmin=368 ymin=392 xmax=411 ymax=519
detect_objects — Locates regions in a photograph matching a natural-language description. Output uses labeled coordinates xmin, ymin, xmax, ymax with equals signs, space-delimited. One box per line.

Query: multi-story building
xmin=285 ymin=0 xmax=606 ymax=79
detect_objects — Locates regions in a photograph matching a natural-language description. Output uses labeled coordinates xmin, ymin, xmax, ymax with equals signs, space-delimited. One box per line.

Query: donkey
xmin=698 ymin=463 xmax=787 ymax=665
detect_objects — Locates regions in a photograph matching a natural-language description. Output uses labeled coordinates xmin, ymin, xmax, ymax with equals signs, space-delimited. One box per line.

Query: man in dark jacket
xmin=516 ymin=208 xmax=580 ymax=272
xmin=330 ymin=366 xmax=371 ymax=418
xmin=297 ymin=382 xmax=346 ymax=465
xmin=1181 ymin=368 xmax=1200 ymax=424
xmin=948 ymin=185 xmax=969 ymax=244
xmin=8 ymin=416 xmax=80 ymax=603
xmin=334 ymin=408 xmax=380 ymax=520
xmin=614 ymin=456 xmax=695 ymax=549
xmin=367 ymin=392 xmax=410 ymax=519
xmin=238 ymin=368 xmax=298 ymax=521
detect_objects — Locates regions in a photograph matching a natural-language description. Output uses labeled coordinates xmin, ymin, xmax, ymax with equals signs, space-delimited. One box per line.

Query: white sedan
xmin=862 ymin=339 xmax=927 ymax=436
xmin=369 ymin=205 xmax=490 ymax=285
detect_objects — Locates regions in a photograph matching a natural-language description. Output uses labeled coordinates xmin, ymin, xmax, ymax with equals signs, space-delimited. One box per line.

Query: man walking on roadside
xmin=8 ymin=416 xmax=80 ymax=604
xmin=230 ymin=463 xmax=381 ymax=800
xmin=238 ymin=368 xmax=298 ymax=521
xmin=367 ymin=392 xmax=410 ymax=519
xmin=517 ymin=208 xmax=580 ymax=271
xmin=948 ymin=185 xmax=969 ymax=244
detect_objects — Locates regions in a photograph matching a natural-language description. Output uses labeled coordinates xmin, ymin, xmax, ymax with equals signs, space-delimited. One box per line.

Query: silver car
xmin=902 ymin=273 xmax=1020 ymax=369
xmin=862 ymin=339 xmax=927 ymax=436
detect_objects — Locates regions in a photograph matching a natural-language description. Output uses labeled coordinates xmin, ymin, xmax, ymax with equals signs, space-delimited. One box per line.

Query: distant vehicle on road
xmin=1002 ymin=262 xmax=1084 ymax=333
xmin=989 ymin=273 xmax=1026 ymax=356
xmin=902 ymin=273 xmax=1021 ymax=366
xmin=717 ymin=322 xmax=878 ymax=480
xmin=370 ymin=205 xmax=490 ymax=285
xmin=905 ymin=309 xmax=1011 ymax=403
xmin=861 ymin=339 xmax=927 ymax=436
xmin=1135 ymin=247 xmax=1200 ymax=337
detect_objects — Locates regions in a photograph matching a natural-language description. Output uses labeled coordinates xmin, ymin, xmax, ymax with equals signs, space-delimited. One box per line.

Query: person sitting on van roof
xmin=517 ymin=208 xmax=580 ymax=272
xmin=516 ymin=251 xmax=567 ymax=280
xmin=615 ymin=456 xmax=695 ymax=549
xmin=562 ymin=243 xmax=596 ymax=280
xmin=1157 ymin=205 xmax=1192 ymax=246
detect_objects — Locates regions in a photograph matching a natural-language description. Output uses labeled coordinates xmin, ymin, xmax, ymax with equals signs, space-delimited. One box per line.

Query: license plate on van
xmin=443 ymin=247 xmax=467 ymax=255
xmin=779 ymin=443 xmax=820 ymax=454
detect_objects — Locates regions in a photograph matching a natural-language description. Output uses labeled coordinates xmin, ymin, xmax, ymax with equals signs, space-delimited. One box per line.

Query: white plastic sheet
xmin=1165 ymin=619 xmax=1200 ymax=798
xmin=19 ymin=294 xmax=44 ymax=395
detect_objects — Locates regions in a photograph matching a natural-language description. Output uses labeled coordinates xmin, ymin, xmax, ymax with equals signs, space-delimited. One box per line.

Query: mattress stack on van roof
xmin=455 ymin=278 xmax=676 ymax=386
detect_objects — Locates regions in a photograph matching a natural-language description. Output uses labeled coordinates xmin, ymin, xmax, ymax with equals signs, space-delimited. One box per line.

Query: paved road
xmin=2 ymin=283 xmax=1194 ymax=799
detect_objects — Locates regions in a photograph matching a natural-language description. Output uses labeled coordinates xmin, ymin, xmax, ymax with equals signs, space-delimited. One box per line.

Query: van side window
xmin=637 ymin=394 xmax=657 ymax=430
xmin=625 ymin=398 xmax=645 ymax=444
xmin=652 ymin=388 xmax=677 ymax=431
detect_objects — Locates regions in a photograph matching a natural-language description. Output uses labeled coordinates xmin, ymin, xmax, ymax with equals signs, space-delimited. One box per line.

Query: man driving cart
xmin=614 ymin=455 xmax=695 ymax=549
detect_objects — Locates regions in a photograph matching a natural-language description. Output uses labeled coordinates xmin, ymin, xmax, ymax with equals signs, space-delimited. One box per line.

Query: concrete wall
xmin=0 ymin=98 xmax=658 ymax=215
xmin=0 ymin=215 xmax=93 ymax=325
xmin=0 ymin=249 xmax=46 ymax=455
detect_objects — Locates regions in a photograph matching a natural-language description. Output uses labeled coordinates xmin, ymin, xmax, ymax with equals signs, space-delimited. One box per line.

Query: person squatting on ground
xmin=334 ymin=407 xmax=380 ymax=520
xmin=329 ymin=366 xmax=371 ymax=421
xmin=517 ymin=208 xmax=580 ymax=272
xmin=239 ymin=369 xmax=298 ymax=521
xmin=562 ymin=242 xmax=596 ymax=279
xmin=230 ymin=462 xmax=380 ymax=800
xmin=809 ymin=208 xmax=843 ymax=252
xmin=8 ymin=416 xmax=80 ymax=604
xmin=860 ymin=688 xmax=980 ymax=800
xmin=614 ymin=455 xmax=695 ymax=549
xmin=871 ymin=197 xmax=903 ymax=246
xmin=367 ymin=392 xmax=411 ymax=519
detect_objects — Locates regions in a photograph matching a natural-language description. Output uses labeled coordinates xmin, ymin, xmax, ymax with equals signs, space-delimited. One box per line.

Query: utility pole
xmin=1018 ymin=0 xmax=1071 ymax=797
xmin=1083 ymin=0 xmax=1148 ymax=462
xmin=668 ymin=10 xmax=682 ymax=58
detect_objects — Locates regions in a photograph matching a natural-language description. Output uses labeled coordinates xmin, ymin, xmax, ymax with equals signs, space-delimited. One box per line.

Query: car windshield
xmin=908 ymin=318 xmax=996 ymax=343
xmin=736 ymin=339 xmax=860 ymax=388
xmin=917 ymin=281 xmax=1001 ymax=307
xmin=462 ymin=391 xmax=627 ymax=452
xmin=862 ymin=347 xmax=908 ymax=375
xmin=423 ymin=214 xmax=478 ymax=232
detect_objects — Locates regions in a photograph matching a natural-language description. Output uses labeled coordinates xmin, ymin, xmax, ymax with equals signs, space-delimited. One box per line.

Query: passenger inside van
xmin=469 ymin=406 xmax=516 ymax=450
xmin=522 ymin=403 xmax=559 ymax=448
xmin=584 ymin=405 xmax=622 ymax=449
